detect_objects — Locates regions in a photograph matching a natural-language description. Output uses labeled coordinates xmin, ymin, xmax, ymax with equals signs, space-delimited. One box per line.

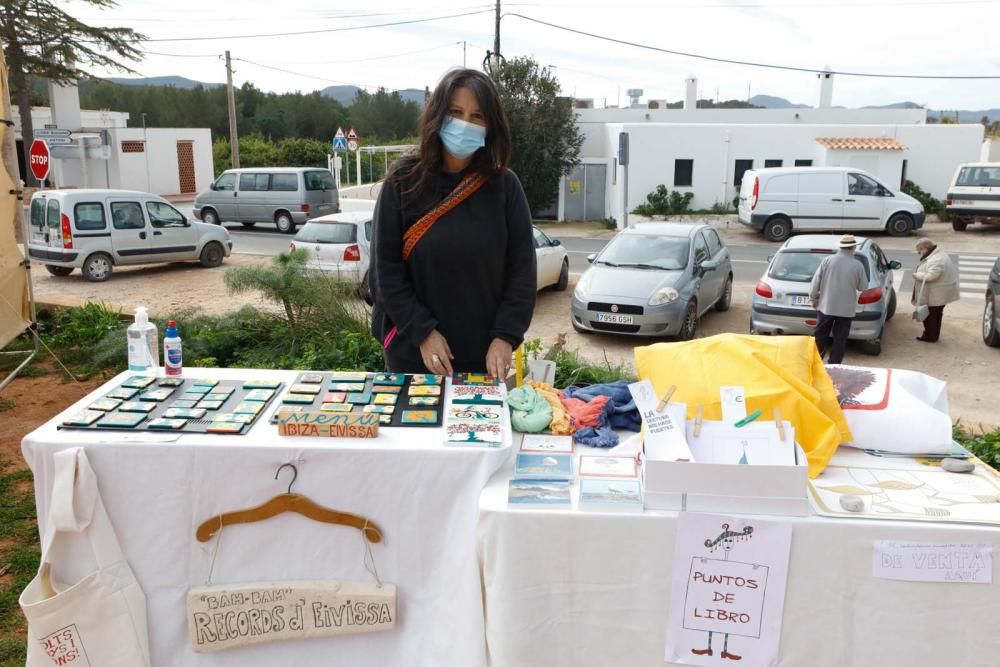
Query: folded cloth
xmin=573 ymin=425 xmax=619 ymax=448
xmin=563 ymin=381 xmax=643 ymax=432
xmin=507 ymin=385 xmax=553 ymax=433
xmin=559 ymin=394 xmax=611 ymax=429
xmin=526 ymin=380 xmax=573 ymax=435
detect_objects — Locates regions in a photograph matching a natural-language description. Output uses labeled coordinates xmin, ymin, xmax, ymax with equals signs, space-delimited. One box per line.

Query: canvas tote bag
xmin=20 ymin=447 xmax=151 ymax=667
xmin=912 ymin=279 xmax=930 ymax=322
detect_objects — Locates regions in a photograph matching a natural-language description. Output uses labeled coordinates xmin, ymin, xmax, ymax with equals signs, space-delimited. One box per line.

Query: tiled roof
xmin=816 ymin=137 xmax=907 ymax=151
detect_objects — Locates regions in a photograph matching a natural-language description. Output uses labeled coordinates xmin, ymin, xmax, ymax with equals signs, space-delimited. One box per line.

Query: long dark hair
xmin=395 ymin=68 xmax=511 ymax=204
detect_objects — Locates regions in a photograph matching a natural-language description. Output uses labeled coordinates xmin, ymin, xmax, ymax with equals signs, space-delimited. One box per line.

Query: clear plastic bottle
xmin=163 ymin=320 xmax=183 ymax=377
xmin=127 ymin=306 xmax=159 ymax=375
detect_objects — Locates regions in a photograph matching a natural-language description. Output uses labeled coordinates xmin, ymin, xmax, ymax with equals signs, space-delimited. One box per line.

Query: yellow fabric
xmin=634 ymin=333 xmax=851 ymax=478
xmin=525 ymin=380 xmax=573 ymax=435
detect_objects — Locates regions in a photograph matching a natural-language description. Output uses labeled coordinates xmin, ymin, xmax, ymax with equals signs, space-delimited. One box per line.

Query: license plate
xmin=791 ymin=296 xmax=812 ymax=306
xmin=951 ymin=199 xmax=975 ymax=206
xmin=595 ymin=312 xmax=634 ymax=325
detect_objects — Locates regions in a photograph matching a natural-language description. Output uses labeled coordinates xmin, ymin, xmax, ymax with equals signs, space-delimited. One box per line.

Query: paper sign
xmin=720 ymin=386 xmax=747 ymax=424
xmin=628 ymin=380 xmax=692 ymax=461
xmin=665 ymin=513 xmax=792 ymax=667
xmin=685 ymin=421 xmax=797 ymax=467
xmin=277 ymin=410 xmax=379 ymax=438
xmin=872 ymin=541 xmax=993 ymax=584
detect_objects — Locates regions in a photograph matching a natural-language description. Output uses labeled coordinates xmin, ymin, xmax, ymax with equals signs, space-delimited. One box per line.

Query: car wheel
xmin=555 ymin=259 xmax=569 ymax=291
xmin=952 ymin=218 xmax=969 ymax=232
xmin=679 ymin=300 xmax=698 ymax=340
xmin=275 ymin=212 xmax=295 ymax=234
xmin=241 ymin=222 xmax=256 ymax=228
xmin=886 ymin=288 xmax=897 ymax=321
xmin=984 ymin=293 xmax=1000 ymax=347
xmin=45 ymin=265 xmax=74 ymax=277
xmin=858 ymin=336 xmax=882 ymax=356
xmin=886 ymin=213 xmax=913 ymax=237
xmin=199 ymin=242 xmax=225 ymax=268
xmin=202 ymin=208 xmax=220 ymax=226
xmin=714 ymin=274 xmax=733 ymax=312
xmin=82 ymin=252 xmax=113 ymax=282
xmin=764 ymin=217 xmax=791 ymax=242
xmin=359 ymin=270 xmax=373 ymax=306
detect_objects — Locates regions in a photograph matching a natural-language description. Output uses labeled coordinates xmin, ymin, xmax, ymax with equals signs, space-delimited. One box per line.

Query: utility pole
xmin=225 ymin=50 xmax=241 ymax=169
xmin=463 ymin=40 xmax=467 ymax=68
xmin=493 ymin=0 xmax=501 ymax=68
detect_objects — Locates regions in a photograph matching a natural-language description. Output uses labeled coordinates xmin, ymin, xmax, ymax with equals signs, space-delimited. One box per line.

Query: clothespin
xmin=694 ymin=404 xmax=704 ymax=437
xmin=774 ymin=408 xmax=786 ymax=442
xmin=656 ymin=384 xmax=677 ymax=412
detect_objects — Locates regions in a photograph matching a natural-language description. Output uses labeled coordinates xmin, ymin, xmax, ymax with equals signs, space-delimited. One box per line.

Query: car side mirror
xmin=586 ymin=253 xmax=596 ymax=263
xmin=889 ymin=260 xmax=902 ymax=270
xmin=767 ymin=254 xmax=774 ymax=262
xmin=550 ymin=239 xmax=561 ymax=247
xmin=209 ymin=183 xmax=217 ymax=191
xmin=699 ymin=258 xmax=720 ymax=275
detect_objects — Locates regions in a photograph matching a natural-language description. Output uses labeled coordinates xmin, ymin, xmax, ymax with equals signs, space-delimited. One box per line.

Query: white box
xmin=642 ymin=443 xmax=809 ymax=516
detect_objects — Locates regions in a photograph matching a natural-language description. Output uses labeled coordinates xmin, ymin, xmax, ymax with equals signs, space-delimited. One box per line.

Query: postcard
xmin=362 ymin=404 xmax=395 ymax=414
xmin=514 ymin=453 xmax=574 ymax=480
xmin=507 ymin=480 xmax=571 ymax=507
xmin=118 ymin=401 xmax=157 ymax=414
xmin=147 ymin=418 xmax=188 ymax=430
xmin=520 ymin=434 xmax=574 ymax=454
xmin=409 ymin=396 xmax=440 ymax=407
xmin=579 ymin=479 xmax=643 ymax=511
xmin=329 ymin=371 xmax=369 ymax=382
xmin=409 ymin=374 xmax=443 ymax=386
xmin=319 ymin=403 xmax=353 ymax=412
xmin=106 ymin=387 xmax=139 ymax=400
xmin=139 ymin=388 xmax=175 ymax=402
xmin=162 ymin=407 xmax=207 ymax=419
xmin=243 ymin=389 xmax=275 ymax=402
xmin=408 ymin=385 xmax=442 ymax=397
xmin=446 ymin=422 xmax=503 ymax=445
xmin=88 ymin=398 xmax=122 ymax=412
xmin=298 ymin=372 xmax=325 ymax=384
xmin=156 ymin=377 xmax=185 ymax=387
xmin=373 ymin=393 xmax=398 ymax=405
xmin=243 ymin=379 xmax=281 ymax=389
xmin=122 ymin=376 xmax=157 ymax=389
xmin=61 ymin=410 xmax=104 ymax=427
xmin=97 ymin=412 xmax=147 ymax=428
xmin=330 ymin=382 xmax=367 ymax=393
xmin=289 ymin=384 xmax=322 ymax=395
xmin=282 ymin=393 xmax=315 ymax=404
xmin=196 ymin=400 xmax=225 ymax=410
xmin=401 ymin=409 xmax=438 ymax=425
xmin=578 ymin=456 xmax=638 ymax=479
xmin=372 ymin=373 xmax=405 ymax=386
xmin=448 ymin=404 xmax=502 ymax=423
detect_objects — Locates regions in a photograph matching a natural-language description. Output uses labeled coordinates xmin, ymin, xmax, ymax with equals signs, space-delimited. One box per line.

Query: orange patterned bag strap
xmin=401 ymin=172 xmax=488 ymax=260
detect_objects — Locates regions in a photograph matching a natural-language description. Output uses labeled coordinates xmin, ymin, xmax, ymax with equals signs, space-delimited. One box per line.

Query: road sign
xmin=335 ymin=127 xmax=346 ymax=139
xmin=42 ymin=136 xmax=72 ymax=145
xmin=333 ymin=136 xmax=347 ymax=153
xmin=347 ymin=139 xmax=359 ymax=152
xmin=347 ymin=128 xmax=358 ymax=140
xmin=35 ymin=128 xmax=71 ymax=139
xmin=29 ymin=139 xmax=51 ymax=181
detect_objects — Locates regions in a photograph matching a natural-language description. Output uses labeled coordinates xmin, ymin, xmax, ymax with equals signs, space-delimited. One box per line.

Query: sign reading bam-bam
xmin=277 ymin=410 xmax=379 ymax=438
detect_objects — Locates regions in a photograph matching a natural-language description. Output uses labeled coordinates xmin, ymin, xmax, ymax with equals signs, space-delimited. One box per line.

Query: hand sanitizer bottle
xmin=127 ymin=306 xmax=159 ymax=375
xmin=163 ymin=320 xmax=183 ymax=377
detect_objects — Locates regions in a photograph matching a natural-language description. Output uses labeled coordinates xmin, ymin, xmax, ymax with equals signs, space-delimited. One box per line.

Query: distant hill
xmin=863 ymin=101 xmax=924 ymax=109
xmin=927 ymin=108 xmax=1000 ymax=123
xmin=749 ymin=94 xmax=810 ymax=109
xmin=107 ymin=76 xmax=223 ymax=89
xmin=320 ymin=85 xmax=425 ymax=106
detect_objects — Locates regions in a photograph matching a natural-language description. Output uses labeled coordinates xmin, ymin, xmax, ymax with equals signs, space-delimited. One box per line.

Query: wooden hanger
xmin=195 ymin=464 xmax=383 ymax=544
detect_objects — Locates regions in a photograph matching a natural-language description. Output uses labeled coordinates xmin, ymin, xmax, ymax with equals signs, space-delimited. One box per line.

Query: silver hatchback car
xmin=750 ymin=235 xmax=901 ymax=355
xmin=571 ymin=223 xmax=733 ymax=339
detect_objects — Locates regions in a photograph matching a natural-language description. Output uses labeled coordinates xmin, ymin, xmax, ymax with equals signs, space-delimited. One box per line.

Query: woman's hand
xmin=485 ymin=338 xmax=514 ymax=380
xmin=419 ymin=330 xmax=454 ymax=376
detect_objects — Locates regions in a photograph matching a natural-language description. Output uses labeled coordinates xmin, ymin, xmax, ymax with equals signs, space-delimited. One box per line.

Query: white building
xmin=12 ymin=80 xmax=214 ymax=197
xmin=558 ymin=76 xmax=985 ymax=225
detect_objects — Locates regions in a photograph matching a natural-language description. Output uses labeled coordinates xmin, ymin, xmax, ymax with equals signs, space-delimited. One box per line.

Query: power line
xmin=504 ymin=12 xmax=1000 ymax=79
xmin=276 ymin=42 xmax=461 ymax=66
xmin=507 ymin=0 xmax=1000 ymax=7
xmin=139 ymin=9 xmax=493 ymax=42
xmin=144 ymin=50 xmax=223 ymax=58
xmin=232 ymin=57 xmax=403 ymax=93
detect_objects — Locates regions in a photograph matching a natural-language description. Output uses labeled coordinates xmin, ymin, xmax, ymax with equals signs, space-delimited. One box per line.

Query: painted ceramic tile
xmin=122 ymin=376 xmax=157 ymax=389
xmin=140 ymin=388 xmax=175 ymax=402
xmin=446 ymin=422 xmax=503 ymax=444
xmin=362 ymin=404 xmax=395 ymax=414
xmin=118 ymin=401 xmax=157 ymax=413
xmin=408 ymin=385 xmax=442 ymax=397
xmin=170 ymin=399 xmax=199 ymax=409
xmin=289 ymin=383 xmax=322 ymax=395
xmin=372 ymin=373 xmax=405 ymax=386
xmin=322 ymin=392 xmax=347 ymax=404
xmin=346 ymin=392 xmax=372 ymax=404
xmin=156 ymin=377 xmax=185 ymax=387
xmin=207 ymin=422 xmax=244 ymax=434
xmin=106 ymin=387 xmax=139 ymax=400
xmin=408 ymin=396 xmax=440 ymax=407
xmin=97 ymin=412 xmax=147 ymax=428
xmin=192 ymin=379 xmax=220 ymax=388
xmin=448 ymin=404 xmax=502 ymax=423
xmin=243 ymin=389 xmax=275 ymax=402
xmin=212 ymin=412 xmax=255 ymax=424
xmin=233 ymin=401 xmax=265 ymax=415
xmin=181 ymin=386 xmax=209 ymax=396
xmin=162 ymin=407 xmax=207 ymax=419
xmin=330 ymin=382 xmax=367 ymax=393
xmin=371 ymin=385 xmax=402 ymax=394
xmin=329 ymin=371 xmax=369 ymax=382
xmin=88 ymin=398 xmax=122 ymax=412
xmin=179 ymin=392 xmax=207 ymax=402
xmin=373 ymin=393 xmax=398 ymax=405
xmin=378 ymin=414 xmax=394 ymax=425
xmin=298 ymin=372 xmax=326 ymax=384
xmin=243 ymin=379 xmax=281 ymax=389
xmin=62 ymin=410 xmax=104 ymax=426
xmin=401 ymin=409 xmax=438 ymax=424
xmin=319 ymin=403 xmax=353 ymax=412
xmin=453 ymin=373 xmax=498 ymax=386
xmin=450 ymin=385 xmax=503 ymax=405
xmin=196 ymin=399 xmax=225 ymax=410
xmin=282 ymin=393 xmax=315 ymax=404
xmin=203 ymin=391 xmax=233 ymax=402
xmin=148 ymin=418 xmax=187 ymax=430
xmin=409 ymin=374 xmax=443 ymax=386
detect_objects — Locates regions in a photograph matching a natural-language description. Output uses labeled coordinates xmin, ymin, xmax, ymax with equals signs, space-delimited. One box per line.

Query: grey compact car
xmin=983 ymin=257 xmax=1000 ymax=347
xmin=193 ymin=167 xmax=340 ymax=234
xmin=570 ymin=222 xmax=733 ymax=339
xmin=750 ymin=235 xmax=901 ymax=355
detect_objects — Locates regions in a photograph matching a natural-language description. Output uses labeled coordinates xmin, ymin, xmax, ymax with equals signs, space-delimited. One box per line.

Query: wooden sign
xmin=188 ymin=581 xmax=396 ymax=652
xmin=277 ymin=410 xmax=379 ymax=438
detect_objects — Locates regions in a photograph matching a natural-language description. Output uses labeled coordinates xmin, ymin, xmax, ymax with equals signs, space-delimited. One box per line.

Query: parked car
xmin=738 ymin=167 xmax=925 ymax=242
xmin=27 ymin=189 xmax=231 ymax=282
xmin=290 ymin=213 xmax=372 ymax=300
xmin=533 ymin=225 xmax=569 ymax=291
xmin=946 ymin=162 xmax=1000 ymax=231
xmin=750 ymin=234 xmax=901 ymax=355
xmin=984 ymin=257 xmax=1000 ymax=347
xmin=570 ymin=222 xmax=732 ymax=339
xmin=193 ymin=167 xmax=340 ymax=234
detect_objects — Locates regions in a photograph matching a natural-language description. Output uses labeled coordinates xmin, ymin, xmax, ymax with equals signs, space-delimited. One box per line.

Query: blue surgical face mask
xmin=439 ymin=116 xmax=487 ymax=159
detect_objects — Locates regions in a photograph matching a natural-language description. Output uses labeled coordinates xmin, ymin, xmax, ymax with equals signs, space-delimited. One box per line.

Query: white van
xmin=946 ymin=162 xmax=1000 ymax=231
xmin=27 ymin=189 xmax=232 ymax=282
xmin=738 ymin=167 xmax=925 ymax=242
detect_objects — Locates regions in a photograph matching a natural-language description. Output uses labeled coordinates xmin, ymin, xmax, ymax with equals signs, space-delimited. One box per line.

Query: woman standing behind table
xmin=369 ymin=68 xmax=536 ymax=378
xmin=912 ymin=237 xmax=960 ymax=342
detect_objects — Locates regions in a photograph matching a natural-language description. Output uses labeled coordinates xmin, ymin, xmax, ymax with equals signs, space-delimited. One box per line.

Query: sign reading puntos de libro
xmin=187 ymin=581 xmax=396 ymax=652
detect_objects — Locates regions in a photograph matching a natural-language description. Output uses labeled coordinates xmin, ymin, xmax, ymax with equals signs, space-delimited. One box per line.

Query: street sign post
xmin=347 ymin=139 xmax=359 ymax=152
xmin=28 ymin=139 xmax=51 ymax=183
xmin=34 ymin=128 xmax=71 ymax=139
xmin=333 ymin=127 xmax=347 ymax=153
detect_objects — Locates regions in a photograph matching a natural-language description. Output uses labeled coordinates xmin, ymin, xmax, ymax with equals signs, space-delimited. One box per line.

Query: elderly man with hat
xmin=912 ymin=237 xmax=959 ymax=342
xmin=809 ymin=234 xmax=867 ymax=364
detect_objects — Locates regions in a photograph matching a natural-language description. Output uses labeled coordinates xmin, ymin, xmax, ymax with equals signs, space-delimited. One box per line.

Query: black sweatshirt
xmin=369 ymin=167 xmax=537 ymax=373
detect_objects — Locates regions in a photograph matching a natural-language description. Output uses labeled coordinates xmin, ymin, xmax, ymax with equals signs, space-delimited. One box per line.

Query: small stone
xmin=941 ymin=458 xmax=975 ymax=474
xmin=840 ymin=495 xmax=865 ymax=512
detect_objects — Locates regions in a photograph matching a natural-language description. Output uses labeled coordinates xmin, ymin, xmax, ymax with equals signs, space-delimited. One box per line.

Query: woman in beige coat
xmin=911 ymin=238 xmax=960 ymax=342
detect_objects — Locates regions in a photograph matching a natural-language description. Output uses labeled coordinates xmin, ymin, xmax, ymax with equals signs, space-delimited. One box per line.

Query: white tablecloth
xmin=478 ymin=444 xmax=1000 ymax=667
xmin=23 ymin=368 xmax=509 ymax=667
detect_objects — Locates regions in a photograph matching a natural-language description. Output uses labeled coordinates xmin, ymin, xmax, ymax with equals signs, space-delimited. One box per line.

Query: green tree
xmin=277 ymin=137 xmax=329 ymax=168
xmin=348 ymin=88 xmax=420 ymax=142
xmin=493 ymin=57 xmax=583 ymax=214
xmin=0 ymin=0 xmax=143 ymax=185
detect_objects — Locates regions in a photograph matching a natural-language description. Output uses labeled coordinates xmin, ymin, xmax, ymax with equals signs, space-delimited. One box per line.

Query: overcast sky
xmin=67 ymin=0 xmax=1000 ymax=110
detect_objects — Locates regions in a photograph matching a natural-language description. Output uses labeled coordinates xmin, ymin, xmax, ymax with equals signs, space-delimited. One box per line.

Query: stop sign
xmin=29 ymin=139 xmax=50 ymax=182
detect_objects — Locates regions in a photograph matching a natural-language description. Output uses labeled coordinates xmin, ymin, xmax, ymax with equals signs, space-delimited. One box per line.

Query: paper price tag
xmin=720 ymin=386 xmax=747 ymax=424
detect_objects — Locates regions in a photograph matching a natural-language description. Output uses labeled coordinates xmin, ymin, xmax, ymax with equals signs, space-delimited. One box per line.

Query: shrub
xmin=633 ymin=185 xmax=694 ymax=217
xmin=277 ymin=138 xmax=330 ymax=168
xmin=954 ymin=422 xmax=1000 ymax=471
xmin=902 ymin=180 xmax=949 ymax=221
xmin=551 ymin=347 xmax=636 ymax=388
